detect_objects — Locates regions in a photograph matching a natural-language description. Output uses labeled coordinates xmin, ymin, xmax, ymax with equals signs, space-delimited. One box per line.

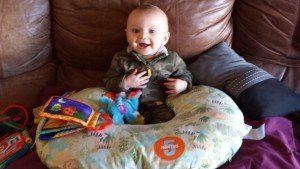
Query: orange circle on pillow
xmin=154 ymin=136 xmax=185 ymax=161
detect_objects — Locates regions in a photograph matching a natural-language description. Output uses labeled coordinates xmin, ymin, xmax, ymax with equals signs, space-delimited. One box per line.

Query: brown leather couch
xmin=1 ymin=0 xmax=300 ymax=168
xmin=1 ymin=0 xmax=299 ymax=112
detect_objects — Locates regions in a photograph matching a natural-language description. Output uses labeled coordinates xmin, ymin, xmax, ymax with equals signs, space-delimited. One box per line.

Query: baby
xmin=104 ymin=4 xmax=192 ymax=124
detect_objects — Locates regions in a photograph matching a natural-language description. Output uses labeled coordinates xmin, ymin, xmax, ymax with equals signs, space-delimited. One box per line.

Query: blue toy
xmin=99 ymin=90 xmax=142 ymax=124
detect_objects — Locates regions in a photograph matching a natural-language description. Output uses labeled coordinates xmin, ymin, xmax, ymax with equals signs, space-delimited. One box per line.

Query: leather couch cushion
xmin=0 ymin=0 xmax=52 ymax=78
xmin=232 ymin=0 xmax=300 ymax=93
xmin=0 ymin=0 xmax=55 ymax=110
xmin=0 ymin=61 xmax=56 ymax=112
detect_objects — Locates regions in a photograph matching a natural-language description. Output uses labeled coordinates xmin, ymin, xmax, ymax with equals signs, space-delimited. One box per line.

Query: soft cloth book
xmin=39 ymin=96 xmax=95 ymax=126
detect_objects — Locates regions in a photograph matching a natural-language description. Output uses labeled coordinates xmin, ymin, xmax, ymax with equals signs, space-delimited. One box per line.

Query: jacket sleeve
xmin=171 ymin=53 xmax=193 ymax=90
xmin=103 ymin=53 xmax=126 ymax=92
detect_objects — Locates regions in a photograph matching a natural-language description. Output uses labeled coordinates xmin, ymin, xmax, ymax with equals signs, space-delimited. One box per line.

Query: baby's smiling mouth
xmin=139 ymin=43 xmax=150 ymax=48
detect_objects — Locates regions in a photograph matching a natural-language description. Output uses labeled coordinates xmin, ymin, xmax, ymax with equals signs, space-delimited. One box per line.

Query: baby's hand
xmin=122 ymin=69 xmax=150 ymax=90
xmin=164 ymin=78 xmax=188 ymax=95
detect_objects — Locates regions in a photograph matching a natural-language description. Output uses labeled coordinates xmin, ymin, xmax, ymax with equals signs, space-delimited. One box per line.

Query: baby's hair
xmin=129 ymin=4 xmax=169 ymax=30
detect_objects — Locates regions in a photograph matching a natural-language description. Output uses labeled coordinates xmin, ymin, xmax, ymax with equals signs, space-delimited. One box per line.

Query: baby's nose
xmin=139 ymin=30 xmax=148 ymax=39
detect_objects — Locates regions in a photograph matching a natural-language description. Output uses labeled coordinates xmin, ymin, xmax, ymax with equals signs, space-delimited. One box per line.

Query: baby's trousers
xmin=139 ymin=101 xmax=175 ymax=124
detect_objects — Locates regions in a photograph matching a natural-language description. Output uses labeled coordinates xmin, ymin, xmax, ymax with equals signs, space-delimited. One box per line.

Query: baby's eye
xmin=149 ymin=29 xmax=157 ymax=34
xmin=131 ymin=28 xmax=140 ymax=33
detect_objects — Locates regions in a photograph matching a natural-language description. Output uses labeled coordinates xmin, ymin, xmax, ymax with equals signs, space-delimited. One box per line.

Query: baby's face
xmin=126 ymin=10 xmax=170 ymax=59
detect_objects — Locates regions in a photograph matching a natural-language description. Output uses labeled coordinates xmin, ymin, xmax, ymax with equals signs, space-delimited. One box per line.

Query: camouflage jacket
xmin=104 ymin=46 xmax=193 ymax=102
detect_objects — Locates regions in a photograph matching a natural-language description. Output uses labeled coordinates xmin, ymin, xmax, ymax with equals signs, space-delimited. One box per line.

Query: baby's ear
xmin=163 ymin=31 xmax=170 ymax=45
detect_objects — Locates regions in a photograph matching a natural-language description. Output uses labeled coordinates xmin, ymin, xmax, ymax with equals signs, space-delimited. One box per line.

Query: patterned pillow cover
xmin=36 ymin=86 xmax=246 ymax=169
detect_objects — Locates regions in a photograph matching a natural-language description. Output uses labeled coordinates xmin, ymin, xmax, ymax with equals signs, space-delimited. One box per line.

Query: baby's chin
xmin=132 ymin=48 xmax=155 ymax=56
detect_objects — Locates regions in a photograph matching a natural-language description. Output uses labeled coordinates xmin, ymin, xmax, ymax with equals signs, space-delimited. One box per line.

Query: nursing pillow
xmin=36 ymin=86 xmax=246 ymax=169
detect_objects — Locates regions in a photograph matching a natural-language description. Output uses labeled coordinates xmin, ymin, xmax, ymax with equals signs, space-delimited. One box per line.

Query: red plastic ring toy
xmin=2 ymin=104 xmax=29 ymax=128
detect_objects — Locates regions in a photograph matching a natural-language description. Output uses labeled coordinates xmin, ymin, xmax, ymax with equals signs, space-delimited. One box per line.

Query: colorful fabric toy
xmin=99 ymin=90 xmax=142 ymax=124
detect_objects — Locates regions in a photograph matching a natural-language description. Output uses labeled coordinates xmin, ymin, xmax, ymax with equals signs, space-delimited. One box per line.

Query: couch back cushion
xmin=0 ymin=0 xmax=52 ymax=78
xmin=51 ymin=0 xmax=235 ymax=88
xmin=233 ymin=0 xmax=300 ymax=93
xmin=0 ymin=0 xmax=55 ymax=110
